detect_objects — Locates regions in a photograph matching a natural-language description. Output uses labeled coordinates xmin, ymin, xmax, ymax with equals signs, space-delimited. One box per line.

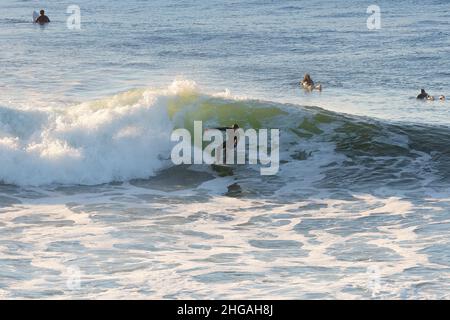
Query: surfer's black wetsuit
xmin=36 ymin=15 xmax=50 ymax=24
xmin=214 ymin=127 xmax=238 ymax=149
xmin=417 ymin=90 xmax=429 ymax=100
xmin=211 ymin=126 xmax=239 ymax=163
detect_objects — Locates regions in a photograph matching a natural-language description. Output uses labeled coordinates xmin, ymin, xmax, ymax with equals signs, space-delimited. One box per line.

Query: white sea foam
xmin=0 ymin=81 xmax=207 ymax=186
xmin=1 ymin=80 xmax=450 ymax=299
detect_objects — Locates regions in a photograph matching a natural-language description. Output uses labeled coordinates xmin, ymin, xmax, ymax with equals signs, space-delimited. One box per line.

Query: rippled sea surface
xmin=1 ymin=0 xmax=450 ymax=299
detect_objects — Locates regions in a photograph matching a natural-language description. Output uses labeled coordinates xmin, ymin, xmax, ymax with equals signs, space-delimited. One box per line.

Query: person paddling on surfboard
xmin=35 ymin=10 xmax=50 ymax=24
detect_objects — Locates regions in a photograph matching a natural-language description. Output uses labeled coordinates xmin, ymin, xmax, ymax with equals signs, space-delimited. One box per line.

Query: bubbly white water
xmin=2 ymin=179 xmax=450 ymax=299
xmin=0 ymin=83 xmax=185 ymax=186
xmin=1 ymin=80 xmax=450 ymax=299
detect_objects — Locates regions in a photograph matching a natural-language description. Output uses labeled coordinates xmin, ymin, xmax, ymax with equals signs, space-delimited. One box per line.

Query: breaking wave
xmin=1 ymin=80 xmax=449 ymax=187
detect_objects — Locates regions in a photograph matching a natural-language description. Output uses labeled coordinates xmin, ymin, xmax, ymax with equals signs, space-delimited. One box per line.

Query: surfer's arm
xmin=209 ymin=127 xmax=230 ymax=131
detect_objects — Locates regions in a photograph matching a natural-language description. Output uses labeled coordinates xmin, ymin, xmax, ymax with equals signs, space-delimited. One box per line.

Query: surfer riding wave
xmin=206 ymin=124 xmax=240 ymax=164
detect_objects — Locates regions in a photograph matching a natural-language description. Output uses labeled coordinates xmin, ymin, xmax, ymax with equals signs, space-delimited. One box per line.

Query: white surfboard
xmin=33 ymin=11 xmax=39 ymax=23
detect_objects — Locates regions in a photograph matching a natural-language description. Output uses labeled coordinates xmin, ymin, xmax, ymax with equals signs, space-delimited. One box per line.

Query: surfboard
xmin=33 ymin=11 xmax=39 ymax=23
xmin=301 ymin=82 xmax=322 ymax=91
xmin=211 ymin=164 xmax=234 ymax=177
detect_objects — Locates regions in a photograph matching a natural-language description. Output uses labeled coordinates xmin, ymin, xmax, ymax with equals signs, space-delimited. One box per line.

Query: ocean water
xmin=0 ymin=0 xmax=450 ymax=299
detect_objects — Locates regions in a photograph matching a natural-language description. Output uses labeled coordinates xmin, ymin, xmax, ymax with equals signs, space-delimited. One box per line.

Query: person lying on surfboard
xmin=35 ymin=10 xmax=50 ymax=24
xmin=300 ymin=74 xmax=322 ymax=91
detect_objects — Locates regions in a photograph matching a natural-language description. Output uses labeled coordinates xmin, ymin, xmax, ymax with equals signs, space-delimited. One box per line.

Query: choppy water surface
xmin=1 ymin=0 xmax=450 ymax=299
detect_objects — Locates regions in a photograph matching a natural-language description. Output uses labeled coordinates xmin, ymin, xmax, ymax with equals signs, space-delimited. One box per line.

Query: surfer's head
xmin=303 ymin=74 xmax=312 ymax=82
xmin=421 ymin=89 xmax=426 ymax=94
xmin=40 ymin=10 xmax=45 ymax=16
xmin=232 ymin=124 xmax=239 ymax=130
xmin=440 ymin=95 xmax=446 ymax=101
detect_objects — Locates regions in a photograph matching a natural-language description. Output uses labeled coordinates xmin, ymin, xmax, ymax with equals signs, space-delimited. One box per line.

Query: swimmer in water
xmin=35 ymin=10 xmax=50 ymax=25
xmin=300 ymin=74 xmax=322 ymax=91
xmin=301 ymin=74 xmax=315 ymax=88
xmin=417 ymin=89 xmax=430 ymax=100
xmin=440 ymin=95 xmax=446 ymax=101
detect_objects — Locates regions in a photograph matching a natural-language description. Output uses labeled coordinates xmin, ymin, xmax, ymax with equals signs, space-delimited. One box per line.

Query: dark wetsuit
xmin=302 ymin=80 xmax=314 ymax=87
xmin=215 ymin=127 xmax=238 ymax=149
xmin=213 ymin=127 xmax=239 ymax=163
xmin=36 ymin=15 xmax=50 ymax=24
xmin=417 ymin=91 xmax=429 ymax=100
